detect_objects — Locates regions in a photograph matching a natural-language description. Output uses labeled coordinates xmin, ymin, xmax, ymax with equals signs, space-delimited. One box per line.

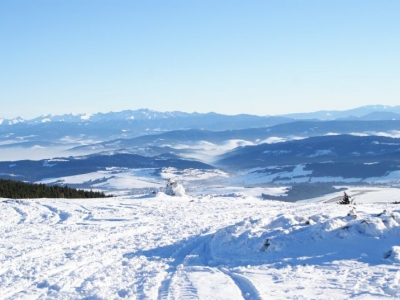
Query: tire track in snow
xmin=199 ymin=232 xmax=261 ymax=300
xmin=159 ymin=268 xmax=198 ymax=300
xmin=218 ymin=267 xmax=262 ymax=300
xmin=3 ymin=231 xmax=139 ymax=299
xmin=157 ymin=235 xmax=211 ymax=300
xmin=1 ymin=200 xmax=155 ymax=299
xmin=157 ymin=233 xmax=262 ymax=300
xmin=11 ymin=206 xmax=28 ymax=224
xmin=0 ymin=246 xmax=64 ymax=277
xmin=3 ymin=256 xmax=118 ymax=300
xmin=42 ymin=204 xmax=72 ymax=224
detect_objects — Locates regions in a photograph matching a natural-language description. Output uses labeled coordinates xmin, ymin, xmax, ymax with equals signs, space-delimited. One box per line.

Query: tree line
xmin=0 ymin=178 xmax=110 ymax=199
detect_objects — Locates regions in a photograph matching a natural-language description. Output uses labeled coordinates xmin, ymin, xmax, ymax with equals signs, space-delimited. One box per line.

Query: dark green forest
xmin=0 ymin=178 xmax=109 ymax=199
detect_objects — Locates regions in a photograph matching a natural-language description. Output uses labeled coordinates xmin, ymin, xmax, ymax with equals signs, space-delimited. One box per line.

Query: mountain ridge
xmin=280 ymin=105 xmax=400 ymax=120
xmin=2 ymin=105 xmax=400 ymax=125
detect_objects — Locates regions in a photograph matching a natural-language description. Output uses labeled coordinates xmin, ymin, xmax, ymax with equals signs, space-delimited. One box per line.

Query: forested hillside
xmin=0 ymin=179 xmax=109 ymax=199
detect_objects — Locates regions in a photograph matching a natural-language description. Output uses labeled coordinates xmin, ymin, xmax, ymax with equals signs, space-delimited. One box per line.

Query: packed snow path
xmin=1 ymin=194 xmax=400 ymax=299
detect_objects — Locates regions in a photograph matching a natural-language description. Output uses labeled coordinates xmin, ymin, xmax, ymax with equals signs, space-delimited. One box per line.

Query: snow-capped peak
xmin=80 ymin=113 xmax=92 ymax=121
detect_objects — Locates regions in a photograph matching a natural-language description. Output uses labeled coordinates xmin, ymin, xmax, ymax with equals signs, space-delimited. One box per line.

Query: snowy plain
xmin=1 ymin=186 xmax=400 ymax=299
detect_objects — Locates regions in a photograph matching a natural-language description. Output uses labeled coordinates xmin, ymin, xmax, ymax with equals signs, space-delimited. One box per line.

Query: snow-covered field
xmin=1 ymin=190 xmax=400 ymax=299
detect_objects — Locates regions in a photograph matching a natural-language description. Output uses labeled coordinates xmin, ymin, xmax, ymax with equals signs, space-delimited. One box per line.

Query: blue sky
xmin=1 ymin=0 xmax=399 ymax=119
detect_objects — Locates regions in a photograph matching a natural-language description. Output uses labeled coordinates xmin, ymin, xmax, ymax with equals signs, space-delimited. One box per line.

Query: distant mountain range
xmin=2 ymin=105 xmax=400 ymax=126
xmin=2 ymin=115 xmax=400 ymax=153
xmin=0 ymin=109 xmax=291 ymax=130
xmin=281 ymin=105 xmax=400 ymax=120
xmin=0 ymin=109 xmax=291 ymax=145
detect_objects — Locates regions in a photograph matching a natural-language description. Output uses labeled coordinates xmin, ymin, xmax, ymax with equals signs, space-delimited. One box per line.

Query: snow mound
xmin=165 ymin=179 xmax=186 ymax=197
xmin=209 ymin=208 xmax=400 ymax=265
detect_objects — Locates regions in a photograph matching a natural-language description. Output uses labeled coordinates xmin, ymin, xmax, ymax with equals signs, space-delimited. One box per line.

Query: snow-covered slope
xmin=1 ymin=192 xmax=399 ymax=299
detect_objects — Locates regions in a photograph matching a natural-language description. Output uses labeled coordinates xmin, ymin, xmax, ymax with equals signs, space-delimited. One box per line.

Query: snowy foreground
xmin=1 ymin=192 xmax=400 ymax=299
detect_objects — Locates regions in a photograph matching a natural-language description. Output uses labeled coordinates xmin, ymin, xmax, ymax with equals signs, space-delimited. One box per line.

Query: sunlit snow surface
xmin=1 ymin=191 xmax=400 ymax=299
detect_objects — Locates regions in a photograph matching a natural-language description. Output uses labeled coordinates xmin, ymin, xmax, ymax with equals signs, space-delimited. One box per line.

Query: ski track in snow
xmin=1 ymin=194 xmax=400 ymax=299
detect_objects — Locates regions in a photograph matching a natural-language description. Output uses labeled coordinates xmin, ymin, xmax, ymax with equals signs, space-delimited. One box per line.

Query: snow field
xmin=1 ymin=194 xmax=400 ymax=299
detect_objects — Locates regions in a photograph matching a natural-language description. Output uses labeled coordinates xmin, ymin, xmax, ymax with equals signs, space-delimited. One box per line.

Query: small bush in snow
xmin=339 ymin=192 xmax=352 ymax=205
xmin=262 ymin=239 xmax=271 ymax=251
